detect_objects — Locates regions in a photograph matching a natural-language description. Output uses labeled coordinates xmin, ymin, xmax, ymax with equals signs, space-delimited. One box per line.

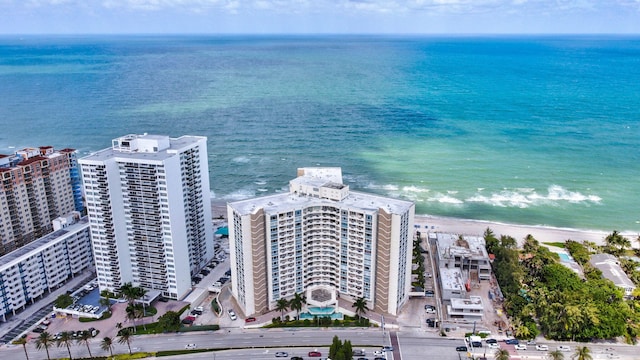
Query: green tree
xmin=100 ymin=337 xmax=114 ymax=358
xmin=100 ymin=290 xmax=113 ymax=312
xmin=158 ymin=310 xmax=182 ymax=332
xmin=329 ymin=335 xmax=341 ymax=359
xmin=572 ymin=346 xmax=592 ymax=360
xmin=117 ymin=328 xmax=133 ymax=355
xmin=548 ymin=350 xmax=565 ymax=360
xmin=289 ymin=293 xmax=305 ymax=320
xmin=604 ymin=230 xmax=631 ymax=256
xmin=13 ymin=336 xmax=29 ymax=360
xmin=56 ymin=331 xmax=74 ymax=360
xmin=55 ymin=293 xmax=73 ymax=309
xmin=494 ymin=348 xmax=510 ymax=360
xmin=484 ymin=227 xmax=499 ymax=254
xmin=126 ymin=303 xmax=144 ymax=333
xmin=351 ymin=297 xmax=369 ymax=324
xmin=35 ymin=331 xmax=53 ymax=360
xmin=522 ymin=234 xmax=539 ymax=254
xmin=276 ymin=298 xmax=289 ymax=321
xmin=76 ymin=330 xmax=93 ymax=359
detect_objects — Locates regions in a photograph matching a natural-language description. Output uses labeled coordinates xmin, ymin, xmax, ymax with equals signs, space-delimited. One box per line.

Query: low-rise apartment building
xmin=0 ymin=213 xmax=93 ymax=321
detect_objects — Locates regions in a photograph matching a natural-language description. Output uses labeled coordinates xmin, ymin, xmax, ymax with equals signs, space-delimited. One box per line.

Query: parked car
xmin=185 ymin=343 xmax=197 ymax=349
xmin=505 ymin=339 xmax=519 ymax=345
xmin=291 ymin=357 xmax=303 ymax=360
xmin=456 ymin=346 xmax=468 ymax=352
xmin=557 ymin=345 xmax=571 ymax=352
xmin=353 ymin=349 xmax=366 ymax=356
xmin=245 ymin=317 xmax=257 ymax=323
xmin=228 ymin=309 xmax=237 ymax=321
xmin=275 ymin=352 xmax=288 ymax=357
xmin=485 ymin=338 xmax=498 ymax=344
xmin=514 ymin=344 xmax=527 ymax=351
xmin=526 ymin=340 xmax=537 ymax=345
xmin=425 ymin=290 xmax=435 ymax=297
xmin=308 ymin=351 xmax=322 ymax=357
xmin=382 ymin=346 xmax=393 ymax=351
xmin=472 ymin=341 xmax=482 ymax=348
xmin=536 ymin=344 xmax=549 ymax=351
xmin=488 ymin=343 xmax=500 ymax=349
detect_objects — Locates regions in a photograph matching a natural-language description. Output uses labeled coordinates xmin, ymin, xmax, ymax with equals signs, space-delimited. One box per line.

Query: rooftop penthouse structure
xmin=228 ymin=167 xmax=415 ymax=316
xmin=0 ymin=146 xmax=82 ymax=256
xmin=0 ymin=212 xmax=92 ymax=321
xmin=80 ymin=134 xmax=213 ymax=300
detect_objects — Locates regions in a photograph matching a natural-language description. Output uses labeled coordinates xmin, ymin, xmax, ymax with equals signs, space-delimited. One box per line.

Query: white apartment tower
xmin=228 ymin=168 xmax=415 ymax=316
xmin=79 ymin=134 xmax=213 ymax=300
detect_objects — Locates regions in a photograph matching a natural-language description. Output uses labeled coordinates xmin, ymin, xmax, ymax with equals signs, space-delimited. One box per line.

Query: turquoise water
xmin=0 ymin=35 xmax=638 ymax=232
xmin=307 ymin=306 xmax=336 ymax=315
xmin=558 ymin=253 xmax=572 ymax=262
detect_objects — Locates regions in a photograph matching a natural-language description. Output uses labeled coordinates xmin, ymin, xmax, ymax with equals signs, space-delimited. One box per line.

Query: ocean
xmin=0 ymin=35 xmax=638 ymax=232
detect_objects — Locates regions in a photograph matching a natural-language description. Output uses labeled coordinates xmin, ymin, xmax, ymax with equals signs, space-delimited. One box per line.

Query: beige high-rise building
xmin=0 ymin=147 xmax=78 ymax=256
xmin=228 ymin=167 xmax=415 ymax=317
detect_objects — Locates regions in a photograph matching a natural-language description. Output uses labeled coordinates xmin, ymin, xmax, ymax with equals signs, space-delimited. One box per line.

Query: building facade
xmin=79 ymin=134 xmax=213 ymax=300
xmin=0 ymin=213 xmax=93 ymax=322
xmin=0 ymin=146 xmax=81 ymax=256
xmin=228 ymin=168 xmax=415 ymax=316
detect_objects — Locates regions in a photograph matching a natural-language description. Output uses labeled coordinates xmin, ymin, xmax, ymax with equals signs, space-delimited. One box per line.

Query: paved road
xmin=2 ymin=328 xmax=637 ymax=360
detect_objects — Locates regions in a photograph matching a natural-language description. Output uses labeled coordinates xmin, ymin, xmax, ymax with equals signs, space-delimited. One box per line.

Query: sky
xmin=0 ymin=0 xmax=639 ymax=34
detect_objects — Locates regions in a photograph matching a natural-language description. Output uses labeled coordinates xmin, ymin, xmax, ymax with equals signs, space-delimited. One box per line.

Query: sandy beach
xmin=211 ymin=200 xmax=637 ymax=247
xmin=413 ymin=215 xmax=638 ymax=247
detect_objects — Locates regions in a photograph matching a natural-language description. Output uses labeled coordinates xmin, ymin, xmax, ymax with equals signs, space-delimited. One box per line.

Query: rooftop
xmin=440 ymin=267 xmax=465 ymax=292
xmin=80 ymin=134 xmax=205 ymax=163
xmin=436 ymin=233 xmax=488 ymax=260
xmin=590 ymin=253 xmax=636 ymax=289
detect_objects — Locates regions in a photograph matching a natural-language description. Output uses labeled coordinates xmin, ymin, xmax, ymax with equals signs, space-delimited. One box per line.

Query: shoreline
xmin=211 ymin=199 xmax=637 ymax=247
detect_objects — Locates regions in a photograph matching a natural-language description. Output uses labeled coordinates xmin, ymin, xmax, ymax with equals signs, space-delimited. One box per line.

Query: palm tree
xmin=351 ymin=297 xmax=369 ymax=324
xmin=77 ymin=330 xmax=93 ymax=359
xmin=100 ymin=290 xmax=113 ymax=312
xmin=13 ymin=336 xmax=29 ymax=360
xmin=117 ymin=328 xmax=133 ymax=355
xmin=548 ymin=350 xmax=565 ymax=360
xmin=100 ymin=337 xmax=114 ymax=358
xmin=572 ymin=346 xmax=592 ymax=360
xmin=494 ymin=348 xmax=510 ymax=360
xmin=276 ymin=298 xmax=289 ymax=321
xmin=56 ymin=331 xmax=74 ymax=360
xmin=126 ymin=303 xmax=144 ymax=333
xmin=35 ymin=331 xmax=53 ymax=360
xmin=120 ymin=282 xmax=136 ymax=305
xmin=289 ymin=293 xmax=305 ymax=320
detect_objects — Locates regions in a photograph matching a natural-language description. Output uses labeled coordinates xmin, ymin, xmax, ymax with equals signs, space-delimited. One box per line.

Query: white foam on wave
xmin=466 ymin=185 xmax=601 ymax=208
xmin=254 ymin=180 xmax=267 ymax=185
xmin=232 ymin=156 xmax=250 ymax=164
xmin=428 ymin=193 xmax=464 ymax=205
xmin=220 ymin=188 xmax=256 ymax=201
xmin=402 ymin=185 xmax=430 ymax=193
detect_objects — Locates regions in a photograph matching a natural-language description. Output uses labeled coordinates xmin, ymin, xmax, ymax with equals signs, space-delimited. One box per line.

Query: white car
xmin=275 ymin=352 xmax=289 ymax=357
xmin=374 ymin=350 xmax=384 ymax=356
xmin=557 ymin=345 xmax=571 ymax=352
xmin=535 ymin=344 xmax=549 ymax=351
xmin=514 ymin=344 xmax=527 ymax=351
xmin=488 ymin=343 xmax=500 ymax=349
xmin=185 ymin=343 xmax=197 ymax=349
xmin=228 ymin=309 xmax=237 ymax=320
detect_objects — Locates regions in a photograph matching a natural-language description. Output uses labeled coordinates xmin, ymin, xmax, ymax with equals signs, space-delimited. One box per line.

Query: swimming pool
xmin=558 ymin=253 xmax=572 ymax=262
xmin=307 ymin=306 xmax=335 ymax=315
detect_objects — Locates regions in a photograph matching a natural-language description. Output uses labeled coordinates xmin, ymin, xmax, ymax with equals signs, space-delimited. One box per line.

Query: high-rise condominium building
xmin=79 ymin=134 xmax=213 ymax=300
xmin=228 ymin=168 xmax=415 ymax=316
xmin=0 ymin=146 xmax=81 ymax=256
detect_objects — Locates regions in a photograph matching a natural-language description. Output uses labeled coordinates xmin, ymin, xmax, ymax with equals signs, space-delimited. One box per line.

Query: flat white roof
xmin=229 ymin=189 xmax=413 ymax=216
xmin=0 ymin=217 xmax=90 ymax=269
xmin=450 ymin=296 xmax=484 ymax=310
xmin=437 ymin=233 xmax=488 ymax=259
xmin=440 ymin=267 xmax=465 ymax=292
xmin=80 ymin=135 xmax=205 ymax=163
